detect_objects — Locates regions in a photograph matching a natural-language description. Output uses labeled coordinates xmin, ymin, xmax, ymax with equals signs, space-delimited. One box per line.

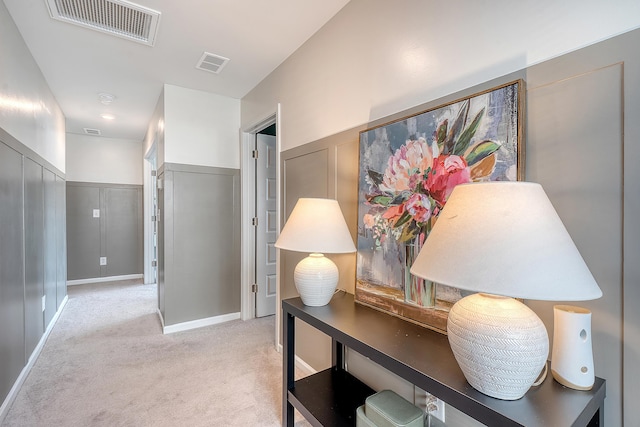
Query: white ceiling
xmin=3 ymin=0 xmax=350 ymax=140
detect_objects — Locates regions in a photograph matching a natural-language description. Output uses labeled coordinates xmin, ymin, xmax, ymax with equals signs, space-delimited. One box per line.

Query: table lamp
xmin=410 ymin=182 xmax=602 ymax=400
xmin=275 ymin=198 xmax=356 ymax=306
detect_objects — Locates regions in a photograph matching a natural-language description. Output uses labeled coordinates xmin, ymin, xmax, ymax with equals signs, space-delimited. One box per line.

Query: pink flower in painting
xmin=425 ymin=155 xmax=471 ymax=205
xmin=443 ymin=155 xmax=467 ymax=172
xmin=405 ymin=193 xmax=432 ymax=223
xmin=380 ymin=138 xmax=434 ymax=193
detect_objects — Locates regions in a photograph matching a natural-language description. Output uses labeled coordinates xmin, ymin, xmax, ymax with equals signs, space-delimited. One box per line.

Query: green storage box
xmin=356 ymin=405 xmax=378 ymax=427
xmin=365 ymin=390 xmax=424 ymax=427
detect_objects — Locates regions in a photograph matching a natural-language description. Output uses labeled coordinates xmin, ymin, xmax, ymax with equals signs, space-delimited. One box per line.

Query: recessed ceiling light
xmin=98 ymin=93 xmax=116 ymax=105
xmin=101 ymin=113 xmax=115 ymax=120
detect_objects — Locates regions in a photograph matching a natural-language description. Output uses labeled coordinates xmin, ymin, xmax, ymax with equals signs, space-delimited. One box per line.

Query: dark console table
xmin=282 ymin=292 xmax=605 ymax=426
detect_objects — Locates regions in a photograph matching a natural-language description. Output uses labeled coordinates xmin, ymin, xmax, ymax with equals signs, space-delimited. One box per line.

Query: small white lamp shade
xmin=410 ymin=182 xmax=602 ymax=400
xmin=275 ymin=198 xmax=356 ymax=306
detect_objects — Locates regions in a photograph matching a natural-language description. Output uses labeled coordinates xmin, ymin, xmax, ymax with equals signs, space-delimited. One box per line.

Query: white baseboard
xmin=156 ymin=308 xmax=165 ymax=330
xmin=161 ymin=312 xmax=241 ymax=334
xmin=0 ymin=295 xmax=69 ymax=423
xmin=67 ymin=274 xmax=143 ymax=286
xmin=276 ymin=343 xmax=318 ymax=376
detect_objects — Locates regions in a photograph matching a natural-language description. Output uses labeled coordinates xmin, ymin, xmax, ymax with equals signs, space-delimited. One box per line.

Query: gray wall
xmin=158 ymin=163 xmax=240 ymax=327
xmin=66 ymin=182 xmax=143 ymax=280
xmin=280 ymin=29 xmax=637 ymax=425
xmin=0 ymin=138 xmax=26 ymax=403
xmin=0 ymin=128 xmax=67 ymax=409
xmin=24 ymin=158 xmax=45 ymax=358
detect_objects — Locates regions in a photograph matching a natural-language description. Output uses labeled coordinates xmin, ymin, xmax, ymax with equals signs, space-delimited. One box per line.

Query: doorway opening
xmin=254 ymin=125 xmax=277 ymax=317
xmin=241 ymin=112 xmax=280 ymax=323
xmin=143 ymin=142 xmax=158 ymax=286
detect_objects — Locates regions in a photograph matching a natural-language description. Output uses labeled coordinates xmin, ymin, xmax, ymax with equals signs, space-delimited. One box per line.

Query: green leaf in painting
xmin=391 ymin=191 xmax=412 ymax=205
xmin=399 ymin=224 xmax=418 ymax=242
xmin=443 ymin=100 xmax=469 ymax=155
xmin=367 ymin=194 xmax=393 ymax=206
xmin=465 ymin=140 xmax=501 ymax=166
xmin=453 ymin=108 xmax=485 ymax=157
xmin=436 ymin=119 xmax=448 ymax=151
xmin=393 ymin=211 xmax=413 ymax=229
xmin=367 ymin=169 xmax=384 ymax=187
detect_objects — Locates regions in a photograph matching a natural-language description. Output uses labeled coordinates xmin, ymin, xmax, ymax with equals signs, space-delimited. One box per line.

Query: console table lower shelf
xmin=282 ymin=293 xmax=606 ymax=427
xmin=288 ymin=368 xmax=374 ymax=426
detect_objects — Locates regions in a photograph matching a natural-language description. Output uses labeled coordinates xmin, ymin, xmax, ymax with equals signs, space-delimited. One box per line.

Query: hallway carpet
xmin=2 ymin=280 xmax=305 ymax=426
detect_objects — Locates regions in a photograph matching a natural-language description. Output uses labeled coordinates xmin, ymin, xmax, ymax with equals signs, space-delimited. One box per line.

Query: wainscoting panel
xmin=66 ymin=184 xmax=101 ymax=280
xmin=0 ymin=129 xmax=66 ymax=414
xmin=55 ymin=175 xmax=67 ymax=309
xmin=104 ymin=187 xmax=143 ymax=277
xmin=0 ymin=141 xmax=25 ymax=402
xmin=66 ymin=182 xmax=143 ymax=281
xmin=24 ymin=157 xmax=45 ymax=358
xmin=158 ymin=163 xmax=241 ymax=328
xmin=43 ymin=169 xmax=57 ymax=327
xmin=526 ymin=63 xmax=623 ymax=424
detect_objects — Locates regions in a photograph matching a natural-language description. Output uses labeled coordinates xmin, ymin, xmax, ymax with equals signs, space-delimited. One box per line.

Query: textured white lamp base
xmin=551 ymin=305 xmax=594 ymax=390
xmin=447 ymin=293 xmax=549 ymax=400
xmin=294 ymin=253 xmax=338 ymax=306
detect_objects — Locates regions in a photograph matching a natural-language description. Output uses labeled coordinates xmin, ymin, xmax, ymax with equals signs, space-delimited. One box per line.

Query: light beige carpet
xmin=2 ymin=280 xmax=309 ymax=426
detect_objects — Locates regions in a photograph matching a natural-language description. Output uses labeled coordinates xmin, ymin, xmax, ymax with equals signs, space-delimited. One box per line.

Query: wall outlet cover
xmin=415 ymin=388 xmax=445 ymax=423
xmin=100 ymin=257 xmax=107 ymax=265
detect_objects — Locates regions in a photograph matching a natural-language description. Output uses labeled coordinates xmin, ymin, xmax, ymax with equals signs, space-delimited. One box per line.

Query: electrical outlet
xmin=416 ymin=388 xmax=445 ymax=424
xmin=42 ymin=295 xmax=46 ymax=312
xmin=425 ymin=392 xmax=445 ymax=423
xmin=100 ymin=257 xmax=107 ymax=266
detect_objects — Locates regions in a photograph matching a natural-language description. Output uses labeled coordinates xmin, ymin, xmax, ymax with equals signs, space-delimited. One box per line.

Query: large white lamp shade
xmin=275 ymin=198 xmax=356 ymax=306
xmin=410 ymin=182 xmax=601 ymax=400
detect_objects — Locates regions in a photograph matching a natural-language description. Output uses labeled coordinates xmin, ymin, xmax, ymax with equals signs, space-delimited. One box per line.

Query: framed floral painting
xmin=355 ymin=80 xmax=524 ymax=333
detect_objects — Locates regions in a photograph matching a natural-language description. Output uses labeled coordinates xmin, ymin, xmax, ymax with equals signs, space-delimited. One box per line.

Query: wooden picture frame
xmin=355 ymin=80 xmax=524 ymax=333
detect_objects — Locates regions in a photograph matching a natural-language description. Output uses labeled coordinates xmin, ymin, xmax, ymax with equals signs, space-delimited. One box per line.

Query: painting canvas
xmin=355 ymin=80 xmax=524 ymax=333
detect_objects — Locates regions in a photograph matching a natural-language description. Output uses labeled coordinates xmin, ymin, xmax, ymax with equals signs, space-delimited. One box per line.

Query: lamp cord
xmin=532 ymin=362 xmax=549 ymax=387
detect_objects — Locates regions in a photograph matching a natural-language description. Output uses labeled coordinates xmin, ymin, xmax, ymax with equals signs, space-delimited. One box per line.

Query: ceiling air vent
xmin=83 ymin=128 xmax=101 ymax=136
xmin=196 ymin=52 xmax=230 ymax=74
xmin=45 ymin=0 xmax=161 ymax=46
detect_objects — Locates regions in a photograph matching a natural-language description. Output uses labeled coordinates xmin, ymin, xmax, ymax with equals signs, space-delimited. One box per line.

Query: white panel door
xmin=255 ymin=134 xmax=277 ymax=317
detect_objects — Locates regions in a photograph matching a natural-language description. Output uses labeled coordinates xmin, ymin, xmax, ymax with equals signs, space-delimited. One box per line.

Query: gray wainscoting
xmin=157 ymin=163 xmax=240 ymax=328
xmin=44 ymin=169 xmax=57 ymax=327
xmin=0 ymin=128 xmax=67 ymax=411
xmin=24 ymin=158 xmax=45 ymax=358
xmin=66 ymin=182 xmax=143 ymax=281
xmin=0 ymin=141 xmax=26 ymax=403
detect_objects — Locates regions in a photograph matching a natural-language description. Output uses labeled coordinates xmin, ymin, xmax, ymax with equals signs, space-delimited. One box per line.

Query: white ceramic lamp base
xmin=294 ymin=253 xmax=338 ymax=306
xmin=447 ymin=293 xmax=549 ymax=400
xmin=551 ymin=305 xmax=594 ymax=390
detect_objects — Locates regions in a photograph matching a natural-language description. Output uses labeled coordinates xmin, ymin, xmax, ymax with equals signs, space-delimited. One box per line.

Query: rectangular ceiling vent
xmin=45 ymin=0 xmax=161 ymax=46
xmin=196 ymin=52 xmax=230 ymax=74
xmin=83 ymin=127 xmax=101 ymax=136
